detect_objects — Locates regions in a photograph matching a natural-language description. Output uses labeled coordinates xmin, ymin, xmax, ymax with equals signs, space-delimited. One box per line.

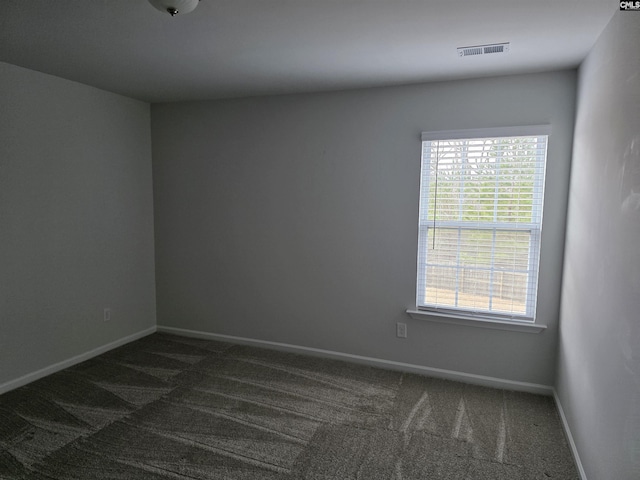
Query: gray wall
xmin=557 ymin=13 xmax=640 ymax=480
xmin=0 ymin=62 xmax=156 ymax=386
xmin=152 ymin=70 xmax=576 ymax=386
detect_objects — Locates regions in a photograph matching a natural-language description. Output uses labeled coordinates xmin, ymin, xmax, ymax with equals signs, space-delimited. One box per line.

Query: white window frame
xmin=409 ymin=126 xmax=550 ymax=330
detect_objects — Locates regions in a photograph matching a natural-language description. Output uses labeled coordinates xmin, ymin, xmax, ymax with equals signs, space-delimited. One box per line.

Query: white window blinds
xmin=416 ymin=128 xmax=549 ymax=322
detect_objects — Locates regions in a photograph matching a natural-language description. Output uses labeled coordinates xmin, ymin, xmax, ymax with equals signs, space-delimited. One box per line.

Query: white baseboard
xmin=0 ymin=326 xmax=157 ymax=395
xmin=553 ymin=389 xmax=587 ymax=480
xmin=157 ymin=326 xmax=553 ymax=396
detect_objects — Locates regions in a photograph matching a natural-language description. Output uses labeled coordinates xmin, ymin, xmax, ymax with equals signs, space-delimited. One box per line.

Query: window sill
xmin=405 ymin=309 xmax=547 ymax=333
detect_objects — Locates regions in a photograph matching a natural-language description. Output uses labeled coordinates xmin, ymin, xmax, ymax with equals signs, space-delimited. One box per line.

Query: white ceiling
xmin=0 ymin=0 xmax=615 ymax=103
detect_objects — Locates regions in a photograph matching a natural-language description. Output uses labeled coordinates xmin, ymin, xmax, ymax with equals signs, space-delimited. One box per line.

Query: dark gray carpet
xmin=0 ymin=333 xmax=578 ymax=479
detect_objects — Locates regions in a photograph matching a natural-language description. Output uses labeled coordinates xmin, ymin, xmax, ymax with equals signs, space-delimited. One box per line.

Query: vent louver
xmin=458 ymin=43 xmax=510 ymax=57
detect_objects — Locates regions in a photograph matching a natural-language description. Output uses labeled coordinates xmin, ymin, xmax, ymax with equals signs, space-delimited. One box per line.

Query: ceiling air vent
xmin=458 ymin=43 xmax=510 ymax=57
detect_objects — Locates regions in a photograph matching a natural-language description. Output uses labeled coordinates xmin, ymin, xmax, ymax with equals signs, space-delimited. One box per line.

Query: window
xmin=416 ymin=127 xmax=549 ymax=323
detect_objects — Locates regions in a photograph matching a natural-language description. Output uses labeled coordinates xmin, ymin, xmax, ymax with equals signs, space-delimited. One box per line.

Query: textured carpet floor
xmin=0 ymin=333 xmax=578 ymax=479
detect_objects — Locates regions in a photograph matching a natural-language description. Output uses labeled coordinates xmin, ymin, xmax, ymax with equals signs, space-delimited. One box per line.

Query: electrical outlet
xmin=104 ymin=308 xmax=111 ymax=322
xmin=397 ymin=322 xmax=407 ymax=338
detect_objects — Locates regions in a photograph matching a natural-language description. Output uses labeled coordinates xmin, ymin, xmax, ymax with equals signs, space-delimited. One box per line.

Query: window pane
xmin=424 ymin=266 xmax=458 ymax=306
xmin=424 ymin=227 xmax=457 ymax=265
xmin=424 ymin=138 xmax=541 ymax=226
xmin=417 ymin=132 xmax=547 ymax=321
xmin=494 ymin=230 xmax=530 ymax=270
xmin=422 ymin=228 xmax=530 ymax=315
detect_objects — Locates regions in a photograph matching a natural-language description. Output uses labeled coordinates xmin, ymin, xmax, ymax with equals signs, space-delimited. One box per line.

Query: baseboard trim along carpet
xmin=0 ymin=326 xmax=157 ymax=395
xmin=157 ymin=326 xmax=553 ymax=396
xmin=553 ymin=389 xmax=588 ymax=480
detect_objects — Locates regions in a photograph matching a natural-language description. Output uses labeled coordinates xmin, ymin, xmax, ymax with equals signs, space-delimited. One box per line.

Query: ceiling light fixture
xmin=148 ymin=0 xmax=200 ymax=16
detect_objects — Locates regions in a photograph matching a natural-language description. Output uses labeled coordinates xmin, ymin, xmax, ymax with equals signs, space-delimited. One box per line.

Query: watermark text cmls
xmin=621 ymin=1 xmax=640 ymax=10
